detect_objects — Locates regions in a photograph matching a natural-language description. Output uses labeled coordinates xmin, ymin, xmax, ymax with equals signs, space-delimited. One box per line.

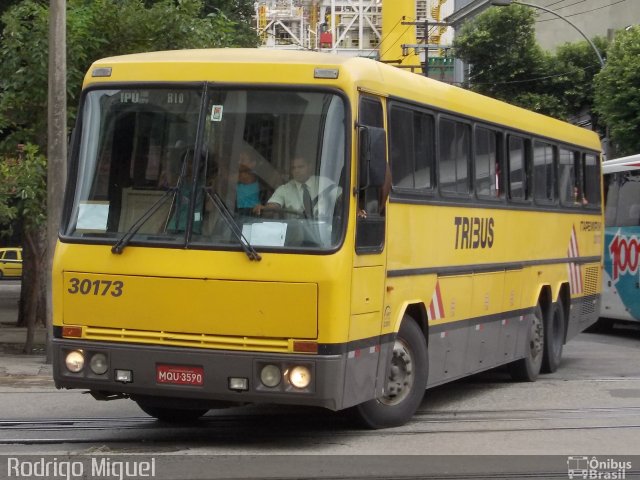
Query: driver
xmin=253 ymin=157 xmax=339 ymax=219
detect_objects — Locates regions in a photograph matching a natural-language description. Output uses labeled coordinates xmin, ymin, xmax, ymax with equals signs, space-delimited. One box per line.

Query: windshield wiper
xmin=203 ymin=187 xmax=261 ymax=261
xmin=111 ymin=187 xmax=177 ymax=254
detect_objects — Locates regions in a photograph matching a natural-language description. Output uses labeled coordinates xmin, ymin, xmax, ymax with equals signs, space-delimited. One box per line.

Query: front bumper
xmin=53 ymin=339 xmax=346 ymax=411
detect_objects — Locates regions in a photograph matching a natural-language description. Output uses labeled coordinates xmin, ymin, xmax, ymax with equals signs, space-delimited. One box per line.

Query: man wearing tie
xmin=253 ymin=157 xmax=339 ymax=219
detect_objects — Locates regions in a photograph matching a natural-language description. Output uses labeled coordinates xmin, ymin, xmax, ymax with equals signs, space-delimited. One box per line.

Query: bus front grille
xmin=82 ymin=326 xmax=291 ymax=353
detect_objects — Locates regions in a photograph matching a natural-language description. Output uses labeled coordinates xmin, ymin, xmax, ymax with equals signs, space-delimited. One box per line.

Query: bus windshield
xmin=64 ymin=86 xmax=348 ymax=252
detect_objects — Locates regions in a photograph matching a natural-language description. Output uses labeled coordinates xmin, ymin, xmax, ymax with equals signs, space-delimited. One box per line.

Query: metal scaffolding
xmin=255 ymin=1 xmax=454 ymax=68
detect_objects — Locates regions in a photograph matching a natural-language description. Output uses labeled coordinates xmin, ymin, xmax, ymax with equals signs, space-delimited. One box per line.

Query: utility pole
xmin=424 ymin=18 xmax=429 ymax=77
xmin=46 ymin=0 xmax=67 ymax=363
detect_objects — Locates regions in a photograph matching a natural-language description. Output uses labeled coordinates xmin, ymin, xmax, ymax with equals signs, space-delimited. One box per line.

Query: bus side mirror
xmin=358 ymin=126 xmax=387 ymax=189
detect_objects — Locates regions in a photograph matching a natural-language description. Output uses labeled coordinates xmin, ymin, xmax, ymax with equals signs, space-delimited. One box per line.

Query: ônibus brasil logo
xmin=609 ymin=230 xmax=640 ymax=282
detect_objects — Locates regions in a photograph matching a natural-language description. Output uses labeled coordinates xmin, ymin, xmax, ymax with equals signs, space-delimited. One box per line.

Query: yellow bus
xmin=53 ymin=49 xmax=603 ymax=428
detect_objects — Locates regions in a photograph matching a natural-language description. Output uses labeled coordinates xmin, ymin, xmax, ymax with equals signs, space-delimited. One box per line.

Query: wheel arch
xmin=538 ymin=284 xmax=553 ymax=321
xmin=399 ymin=302 xmax=428 ymax=347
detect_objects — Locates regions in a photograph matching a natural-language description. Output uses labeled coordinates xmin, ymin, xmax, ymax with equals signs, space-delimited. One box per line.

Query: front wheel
xmin=136 ymin=400 xmax=208 ymax=423
xmin=351 ymin=317 xmax=428 ymax=429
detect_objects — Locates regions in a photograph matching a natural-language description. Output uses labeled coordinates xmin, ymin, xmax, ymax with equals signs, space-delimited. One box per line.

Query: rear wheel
xmin=509 ymin=303 xmax=544 ymax=382
xmin=136 ymin=400 xmax=208 ymax=423
xmin=542 ymin=299 xmax=565 ymax=373
xmin=351 ymin=317 xmax=428 ymax=429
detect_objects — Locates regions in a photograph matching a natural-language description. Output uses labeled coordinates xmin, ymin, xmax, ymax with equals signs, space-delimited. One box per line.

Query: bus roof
xmin=85 ymin=48 xmax=601 ymax=152
xmin=602 ymin=154 xmax=640 ymax=173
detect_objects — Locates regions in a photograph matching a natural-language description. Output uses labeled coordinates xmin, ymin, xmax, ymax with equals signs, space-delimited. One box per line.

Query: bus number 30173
xmin=67 ymin=278 xmax=124 ymax=297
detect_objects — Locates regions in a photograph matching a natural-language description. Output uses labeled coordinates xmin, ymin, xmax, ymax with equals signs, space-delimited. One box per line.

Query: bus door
xmin=344 ymin=94 xmax=389 ymax=408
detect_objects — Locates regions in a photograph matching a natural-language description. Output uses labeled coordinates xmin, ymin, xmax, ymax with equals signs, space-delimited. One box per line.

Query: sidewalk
xmin=0 ymin=283 xmax=52 ymax=383
xmin=0 ymin=325 xmax=52 ymax=385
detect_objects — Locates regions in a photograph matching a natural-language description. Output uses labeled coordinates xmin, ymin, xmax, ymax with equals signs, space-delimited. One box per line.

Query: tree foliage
xmin=453 ymin=6 xmax=547 ymax=104
xmin=0 ymin=0 xmax=259 ymax=152
xmin=553 ymin=37 xmax=608 ymax=121
xmin=0 ymin=143 xmax=47 ymax=353
xmin=452 ymin=4 xmax=608 ymax=123
xmin=0 ymin=1 xmax=50 ymax=151
xmin=594 ymin=26 xmax=640 ymax=156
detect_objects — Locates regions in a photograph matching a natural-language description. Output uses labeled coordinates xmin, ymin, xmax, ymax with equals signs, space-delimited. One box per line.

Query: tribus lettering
xmin=454 ymin=217 xmax=495 ymax=249
xmin=609 ymin=232 xmax=640 ymax=281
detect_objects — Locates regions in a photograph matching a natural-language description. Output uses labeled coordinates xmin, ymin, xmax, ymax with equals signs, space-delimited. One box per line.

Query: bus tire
xmin=136 ymin=400 xmax=208 ymax=423
xmin=351 ymin=317 xmax=428 ymax=429
xmin=542 ymin=299 xmax=565 ymax=373
xmin=509 ymin=303 xmax=544 ymax=382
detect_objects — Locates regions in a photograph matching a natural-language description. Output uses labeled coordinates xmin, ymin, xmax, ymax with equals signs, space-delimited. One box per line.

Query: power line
xmin=542 ymin=0 xmax=587 ymax=10
xmin=377 ymin=17 xmax=418 ymax=61
xmin=364 ymin=16 xmax=404 ymax=59
xmin=536 ymin=0 xmax=627 ymax=23
xmin=464 ymin=63 xmax=599 ymax=85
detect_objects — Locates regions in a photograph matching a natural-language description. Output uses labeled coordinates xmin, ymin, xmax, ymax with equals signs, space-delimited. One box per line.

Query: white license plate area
xmin=156 ymin=364 xmax=204 ymax=386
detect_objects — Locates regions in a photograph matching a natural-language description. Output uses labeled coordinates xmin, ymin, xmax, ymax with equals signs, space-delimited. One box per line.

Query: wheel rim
xmin=380 ymin=337 xmax=414 ymax=406
xmin=530 ymin=310 xmax=544 ymax=360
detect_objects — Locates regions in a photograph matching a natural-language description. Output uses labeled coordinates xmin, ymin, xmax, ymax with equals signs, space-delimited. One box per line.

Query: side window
xmin=4 ymin=251 xmax=17 ymax=261
xmin=439 ymin=118 xmax=470 ymax=195
xmin=507 ymin=135 xmax=530 ymax=201
xmin=583 ymin=153 xmax=601 ymax=208
xmin=604 ymin=173 xmax=619 ymax=227
xmin=356 ymin=96 xmax=387 ymax=254
xmin=360 ymin=98 xmax=383 ymax=128
xmin=610 ymin=172 xmax=640 ymax=226
xmin=414 ymin=111 xmax=435 ymax=190
xmin=389 ymin=105 xmax=435 ymax=191
xmin=475 ymin=127 xmax=500 ymax=199
xmin=533 ymin=141 xmax=556 ymax=203
xmin=559 ymin=148 xmax=580 ymax=206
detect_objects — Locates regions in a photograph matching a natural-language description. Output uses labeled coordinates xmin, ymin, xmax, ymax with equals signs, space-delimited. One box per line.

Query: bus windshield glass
xmin=64 ymin=87 xmax=348 ymax=252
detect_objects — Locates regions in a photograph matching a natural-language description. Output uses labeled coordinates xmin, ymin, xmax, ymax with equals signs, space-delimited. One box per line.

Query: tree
xmin=203 ymin=0 xmax=258 ymax=47
xmin=0 ymin=144 xmax=46 ymax=353
xmin=552 ymin=37 xmax=608 ymax=128
xmin=452 ymin=5 xmax=551 ymax=109
xmin=594 ymin=26 xmax=640 ymax=156
xmin=452 ymin=4 xmax=608 ymax=123
xmin=0 ymin=0 xmax=260 ymax=151
xmin=0 ymin=0 xmax=21 ymax=21
xmin=0 ymin=0 xmax=259 ymax=352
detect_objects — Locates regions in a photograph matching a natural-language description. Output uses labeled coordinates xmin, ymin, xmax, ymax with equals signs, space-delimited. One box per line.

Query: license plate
xmin=156 ymin=364 xmax=204 ymax=386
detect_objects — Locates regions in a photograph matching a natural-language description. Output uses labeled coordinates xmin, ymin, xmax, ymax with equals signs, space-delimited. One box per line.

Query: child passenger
xmin=236 ymin=150 xmax=261 ymax=216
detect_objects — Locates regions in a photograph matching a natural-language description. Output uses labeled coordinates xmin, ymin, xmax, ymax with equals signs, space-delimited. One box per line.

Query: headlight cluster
xmin=64 ymin=350 xmax=109 ymax=376
xmin=258 ymin=363 xmax=312 ymax=390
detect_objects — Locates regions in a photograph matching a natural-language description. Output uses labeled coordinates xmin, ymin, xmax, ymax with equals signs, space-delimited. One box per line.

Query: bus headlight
xmin=89 ymin=353 xmax=108 ymax=375
xmin=288 ymin=365 xmax=311 ymax=389
xmin=260 ymin=364 xmax=281 ymax=388
xmin=65 ymin=351 xmax=85 ymax=373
